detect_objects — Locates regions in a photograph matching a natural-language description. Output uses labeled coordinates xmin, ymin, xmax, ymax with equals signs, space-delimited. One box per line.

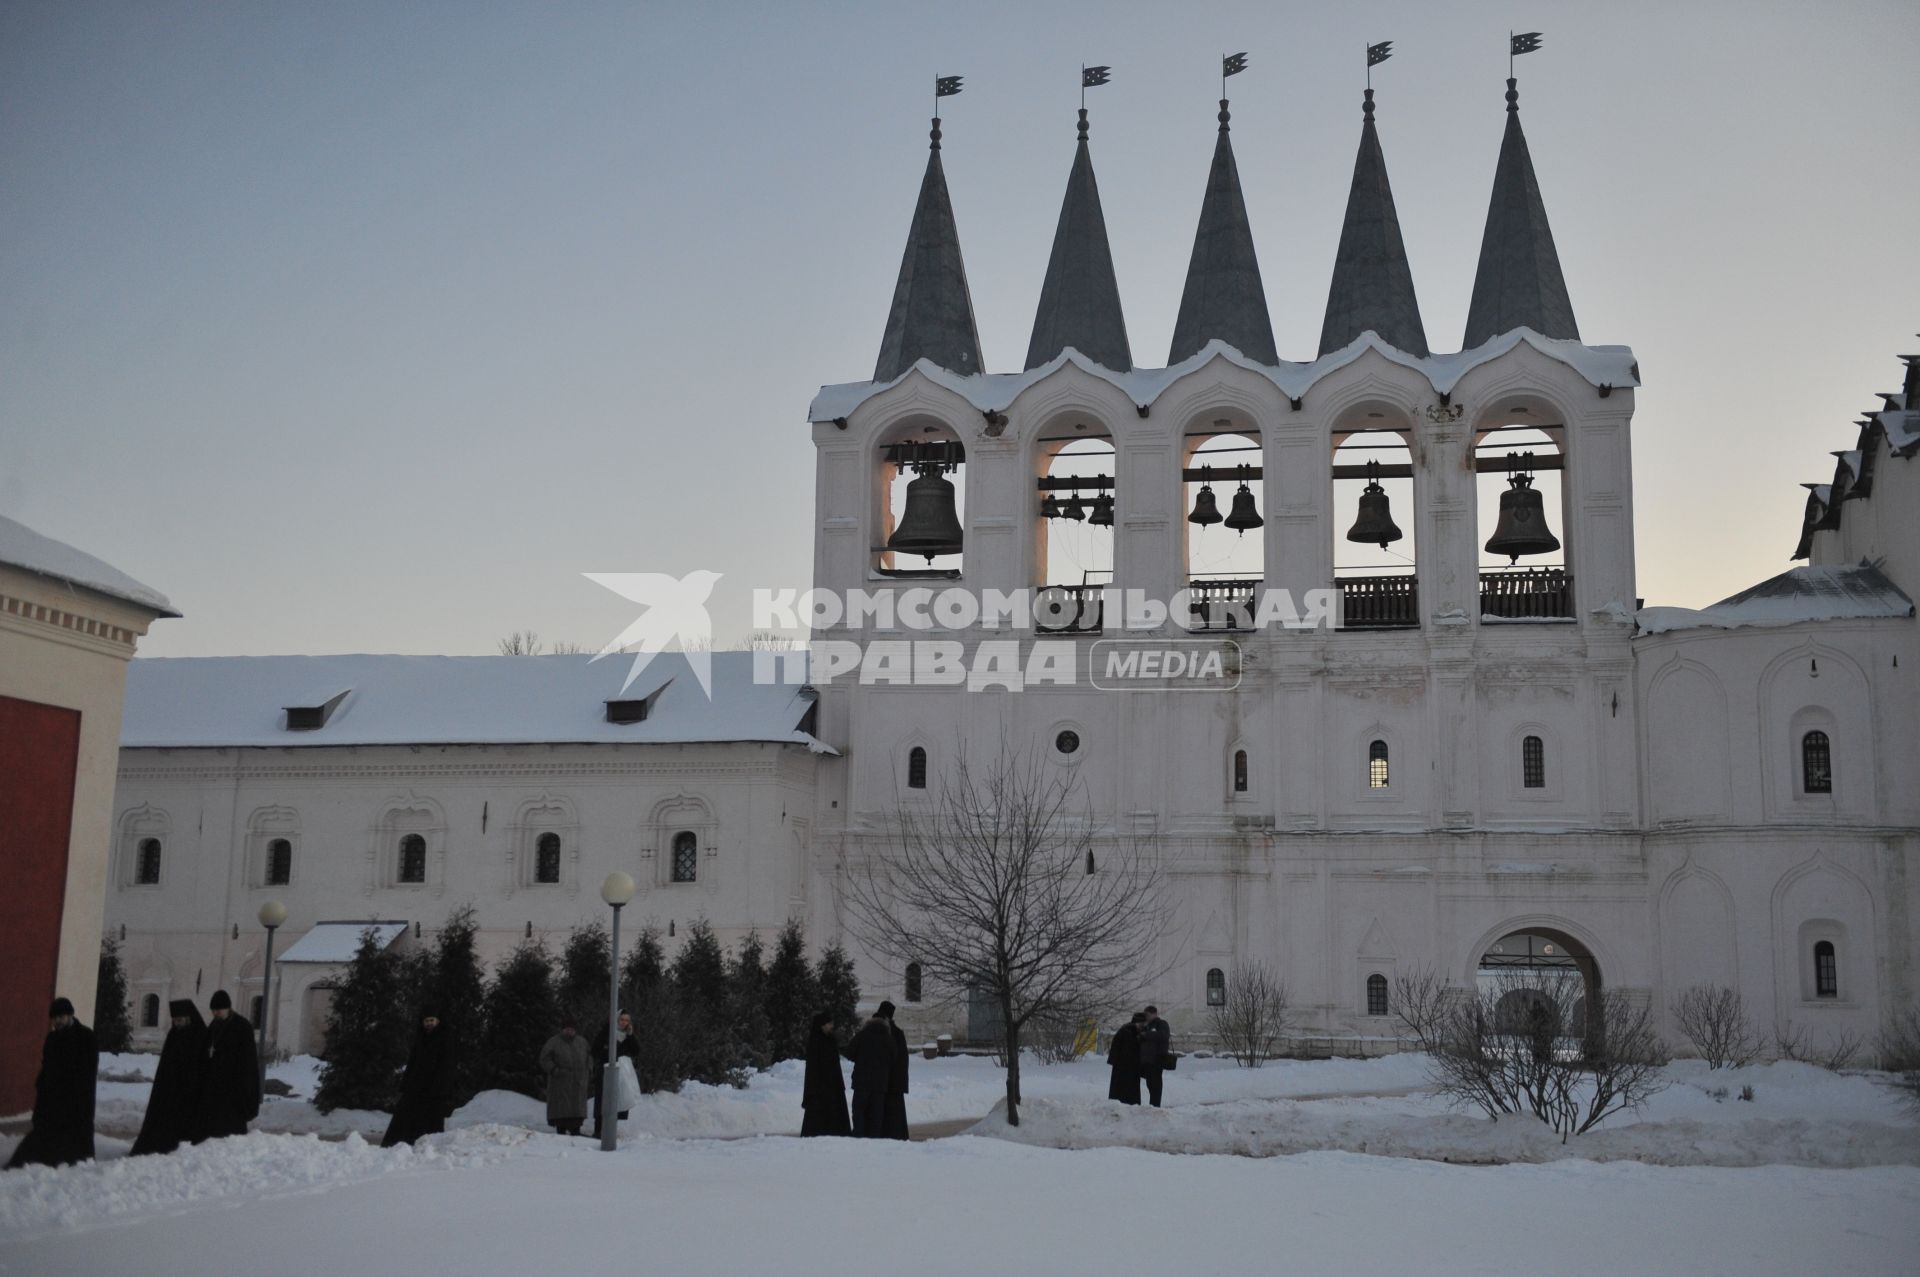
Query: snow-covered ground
xmin=4 ymin=1052 xmax=1916 ymax=1275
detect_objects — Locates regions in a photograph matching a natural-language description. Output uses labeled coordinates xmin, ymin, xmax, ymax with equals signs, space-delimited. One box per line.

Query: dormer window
xmin=606 ymin=678 xmax=671 ymax=724
xmin=284 ymin=689 xmax=350 ymax=731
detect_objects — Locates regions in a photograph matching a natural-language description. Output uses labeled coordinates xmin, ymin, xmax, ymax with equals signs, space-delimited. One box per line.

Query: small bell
xmin=1188 ymin=479 xmax=1223 ymax=527
xmin=1224 ymin=482 xmax=1263 ymax=535
xmin=1483 ymin=454 xmax=1560 ymax=563
xmin=1345 ymin=460 xmax=1403 ymax=549
xmin=1061 ymin=487 xmax=1086 ymax=521
xmin=1088 ymin=493 xmax=1115 ymax=526
xmin=1040 ymin=492 xmax=1063 ymax=520
xmin=887 ymin=464 xmax=965 ymax=561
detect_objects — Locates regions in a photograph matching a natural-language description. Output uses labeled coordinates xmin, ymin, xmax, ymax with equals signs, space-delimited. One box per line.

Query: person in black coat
xmin=843 ymin=1009 xmax=893 ymax=1138
xmin=799 ymin=1012 xmax=851 ymax=1137
xmin=5 ymin=998 xmax=97 ymax=1170
xmin=590 ymin=1010 xmax=640 ymax=1139
xmin=194 ymin=989 xmax=261 ymax=1141
xmin=132 ymin=1000 xmax=207 ymax=1156
xmin=1137 ymin=1005 xmax=1172 ymax=1108
xmin=1107 ymin=1012 xmax=1145 ymax=1105
xmin=878 ymin=1000 xmax=910 ymax=1140
xmin=382 ymin=1007 xmax=456 ymax=1148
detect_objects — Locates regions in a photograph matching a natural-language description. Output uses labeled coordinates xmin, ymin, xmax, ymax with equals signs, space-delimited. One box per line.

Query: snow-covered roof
xmin=279 ymin=921 xmax=408 ymax=964
xmin=1636 ymin=564 xmax=1914 ymax=636
xmin=808 ymin=330 xmax=1639 ymax=423
xmin=120 ymin=651 xmax=826 ymax=750
xmin=1879 ymin=407 xmax=1920 ymax=455
xmin=0 ymin=513 xmax=177 ymax=616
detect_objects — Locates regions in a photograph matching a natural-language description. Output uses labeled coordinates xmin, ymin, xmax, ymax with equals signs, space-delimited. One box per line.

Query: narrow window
xmin=1206 ymin=967 xmax=1226 ymax=1007
xmin=905 ymin=962 xmax=923 ymax=1003
xmin=671 ymin=830 xmax=699 ymax=883
xmin=136 ymin=837 xmax=163 ymax=885
xmin=1233 ymin=749 xmax=1249 ymax=793
xmin=1085 ymin=849 xmax=1096 ymax=875
xmin=398 ymin=833 xmax=427 ymax=884
xmin=1802 ymin=730 xmax=1832 ymax=794
xmin=907 ymin=746 xmax=927 ymax=790
xmin=266 ymin=838 xmax=293 ymax=886
xmin=1368 ymin=740 xmax=1390 ymax=790
xmin=1522 ymin=735 xmax=1545 ymax=789
xmin=1814 ymin=940 xmax=1837 ymax=998
xmin=252 ymin=995 xmax=264 ymax=1025
xmin=1366 ymin=973 xmax=1389 ymax=1016
xmin=534 ymin=832 xmax=562 ymax=884
xmin=141 ymin=994 xmax=161 ymax=1028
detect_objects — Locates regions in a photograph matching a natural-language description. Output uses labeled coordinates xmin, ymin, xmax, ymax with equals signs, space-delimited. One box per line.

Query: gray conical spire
xmin=1319 ymin=90 xmax=1428 ymax=358
xmin=874 ymin=118 xmax=984 ymax=382
xmin=1026 ymin=110 xmax=1132 ymax=372
xmin=1462 ymin=79 xmax=1579 ymax=349
xmin=1168 ymin=101 xmax=1278 ymax=367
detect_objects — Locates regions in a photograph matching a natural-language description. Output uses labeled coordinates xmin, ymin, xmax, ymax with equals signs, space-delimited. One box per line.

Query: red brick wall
xmin=0 ymin=695 xmax=81 ymax=1115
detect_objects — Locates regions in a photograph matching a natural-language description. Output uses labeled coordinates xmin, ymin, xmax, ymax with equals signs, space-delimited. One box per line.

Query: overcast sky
xmin=3 ymin=0 xmax=1915 ymax=656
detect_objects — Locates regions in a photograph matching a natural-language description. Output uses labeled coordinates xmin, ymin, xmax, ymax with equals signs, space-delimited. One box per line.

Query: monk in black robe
xmin=382 ymin=1008 xmax=455 ymax=1148
xmin=799 ymin=1012 xmax=850 ymax=1136
xmin=132 ymin=1000 xmax=207 ymax=1155
xmin=879 ymin=1000 xmax=910 ymax=1140
xmin=5 ymin=998 xmax=97 ymax=1170
xmin=1106 ymin=1013 xmax=1144 ymax=1104
xmin=843 ymin=1009 xmax=893 ymax=1138
xmin=195 ymin=989 xmax=261 ymax=1141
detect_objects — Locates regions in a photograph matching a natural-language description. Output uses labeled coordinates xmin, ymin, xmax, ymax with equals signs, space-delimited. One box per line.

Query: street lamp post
xmin=599 ymin=872 xmax=636 ymax=1152
xmin=256 ymin=900 xmax=288 ymax=1103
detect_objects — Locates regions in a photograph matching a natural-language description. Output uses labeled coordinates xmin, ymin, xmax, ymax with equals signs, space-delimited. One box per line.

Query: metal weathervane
xmin=1081 ymin=63 xmax=1110 ymax=109
xmin=1367 ymin=40 xmax=1392 ymax=90
xmin=1221 ymin=50 xmax=1248 ymax=97
xmin=1510 ymin=30 xmax=1543 ymax=77
xmin=934 ymin=73 xmax=963 ymax=116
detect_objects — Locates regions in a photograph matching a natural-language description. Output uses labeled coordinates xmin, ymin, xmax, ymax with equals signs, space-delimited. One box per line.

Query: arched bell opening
xmin=876 ymin=419 xmax=966 ymax=578
xmin=1331 ymin=422 xmax=1419 ymax=630
xmin=1477 ymin=928 xmax=1602 ymax=1057
xmin=1034 ymin=422 xmax=1115 ymax=634
xmin=1182 ymin=419 xmax=1264 ymax=632
xmin=1474 ymin=406 xmax=1571 ymax=621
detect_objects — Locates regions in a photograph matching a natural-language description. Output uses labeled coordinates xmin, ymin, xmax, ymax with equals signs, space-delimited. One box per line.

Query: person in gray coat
xmin=538 ymin=1016 xmax=592 ymax=1136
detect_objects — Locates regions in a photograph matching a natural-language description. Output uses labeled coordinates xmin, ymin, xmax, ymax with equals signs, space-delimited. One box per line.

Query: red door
xmin=0 ymin=695 xmax=82 ymax=1114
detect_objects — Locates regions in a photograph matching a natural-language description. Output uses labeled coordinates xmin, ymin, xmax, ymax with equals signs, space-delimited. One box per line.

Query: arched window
xmin=136 ymin=837 xmax=163 ymax=885
xmin=1233 ymin=749 xmax=1249 ymax=793
xmin=1522 ymin=735 xmax=1545 ymax=789
xmin=266 ymin=838 xmax=293 ymax=886
xmin=1206 ymin=967 xmax=1226 ymax=1007
xmin=904 ymin=962 xmax=923 ymax=1003
xmin=397 ymin=834 xmax=427 ymax=884
xmin=141 ymin=994 xmax=161 ymax=1027
xmin=1366 ymin=973 xmax=1389 ymax=1017
xmin=671 ymin=830 xmax=699 ymax=883
xmin=1085 ymin=849 xmax=1096 ymax=875
xmin=1368 ymin=740 xmax=1390 ymax=789
xmin=1802 ymin=730 xmax=1832 ymax=794
xmin=534 ymin=832 xmax=562 ymax=884
xmin=907 ymin=746 xmax=927 ymax=790
xmin=1814 ymin=940 xmax=1838 ymax=998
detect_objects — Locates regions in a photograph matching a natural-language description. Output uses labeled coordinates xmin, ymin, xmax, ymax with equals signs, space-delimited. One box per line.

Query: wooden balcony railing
xmin=1186 ymin=578 xmax=1260 ymax=631
xmin=1035 ymin=584 xmax=1104 ymax=634
xmin=1336 ymin=574 xmax=1420 ymax=629
xmin=1480 ymin=568 xmax=1574 ymax=620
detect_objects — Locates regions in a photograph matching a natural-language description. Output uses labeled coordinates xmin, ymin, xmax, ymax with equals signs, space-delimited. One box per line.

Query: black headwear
xmin=876 ymin=1000 xmax=897 ymax=1020
xmin=49 ymin=997 xmax=75 ymax=1018
xmin=209 ymin=989 xmax=233 ymax=1011
xmin=810 ymin=1011 xmax=833 ymax=1031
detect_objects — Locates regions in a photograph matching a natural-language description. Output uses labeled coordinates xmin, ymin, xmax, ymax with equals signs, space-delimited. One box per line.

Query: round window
xmin=1055 ymin=729 xmax=1081 ymax=756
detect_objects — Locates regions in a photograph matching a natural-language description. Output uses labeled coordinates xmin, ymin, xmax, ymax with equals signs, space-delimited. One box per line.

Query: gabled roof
xmin=0 ymin=513 xmax=178 ymax=616
xmin=1637 ymin=563 xmax=1914 ymax=635
xmin=1026 ymin=110 xmax=1131 ymax=372
xmin=1462 ymin=80 xmax=1579 ymax=349
xmin=120 ymin=652 xmax=827 ymax=750
xmin=1168 ymin=101 xmax=1277 ymax=366
xmin=1319 ymin=90 xmax=1428 ymax=358
xmin=873 ymin=121 xmax=983 ymax=382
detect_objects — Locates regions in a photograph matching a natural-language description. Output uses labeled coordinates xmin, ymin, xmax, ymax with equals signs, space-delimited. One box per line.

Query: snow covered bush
xmin=1776 ymin=1022 xmax=1866 ymax=1070
xmin=1389 ymin=965 xmax=1448 ymax=1052
xmin=1209 ymin=962 xmax=1290 ymax=1068
xmin=1875 ymin=1006 xmax=1920 ymax=1112
xmin=762 ymin=919 xmax=819 ymax=1062
xmin=1671 ymin=984 xmax=1761 ymax=1069
xmin=315 ymin=926 xmax=412 ymax=1112
xmin=478 ymin=939 xmax=560 ymax=1100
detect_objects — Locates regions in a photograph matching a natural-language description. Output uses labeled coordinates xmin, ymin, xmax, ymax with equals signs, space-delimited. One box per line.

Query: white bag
xmin=614 ymin=1057 xmax=642 ymax=1111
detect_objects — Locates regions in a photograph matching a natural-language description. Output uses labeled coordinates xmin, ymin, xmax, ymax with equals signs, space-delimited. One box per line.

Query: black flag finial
xmin=1081 ymin=64 xmax=1110 ymax=113
xmin=1509 ymin=30 xmax=1542 ymax=79
xmin=932 ymin=74 xmax=963 ymax=147
xmin=1221 ymin=51 xmax=1248 ymax=104
xmin=1367 ymin=39 xmax=1392 ymax=92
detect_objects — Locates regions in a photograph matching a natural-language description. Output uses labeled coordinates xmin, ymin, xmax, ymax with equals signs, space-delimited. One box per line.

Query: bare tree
xmin=1390 ymin=965 xmax=1450 ymax=1053
xmin=498 ymin=631 xmax=544 ymax=656
xmin=1879 ymin=1006 xmax=1920 ymax=1114
xmin=739 ymin=630 xmax=799 ymax=651
xmin=841 ymin=745 xmax=1171 ymax=1126
xmin=1671 ymin=984 xmax=1762 ymax=1069
xmin=1776 ymin=1021 xmax=1866 ymax=1071
xmin=1208 ymin=962 xmax=1289 ymax=1068
xmin=1428 ymin=970 xmax=1669 ymax=1142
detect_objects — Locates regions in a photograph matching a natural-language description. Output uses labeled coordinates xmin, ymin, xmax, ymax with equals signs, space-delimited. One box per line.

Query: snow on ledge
xmin=1636 ymin=563 xmax=1914 ymax=636
xmin=0 ymin=513 xmax=177 ymax=615
xmin=807 ymin=329 xmax=1639 ymax=423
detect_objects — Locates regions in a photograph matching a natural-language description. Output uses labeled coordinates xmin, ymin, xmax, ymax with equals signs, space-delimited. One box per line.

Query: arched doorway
xmin=1478 ymin=928 xmax=1601 ymax=1052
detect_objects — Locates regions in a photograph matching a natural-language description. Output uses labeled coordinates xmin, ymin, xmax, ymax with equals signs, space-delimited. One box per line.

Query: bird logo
xmin=583 ymin=570 xmax=723 ymax=698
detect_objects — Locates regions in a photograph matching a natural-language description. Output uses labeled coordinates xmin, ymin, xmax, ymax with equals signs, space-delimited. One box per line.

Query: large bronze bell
xmin=1188 ymin=483 xmax=1222 ymax=527
xmin=1088 ymin=493 xmax=1115 ymax=526
xmin=1484 ymin=461 xmax=1560 ymax=563
xmin=1061 ymin=488 xmax=1086 ymax=521
xmin=1224 ymin=482 xmax=1264 ymax=535
xmin=888 ymin=465 xmax=964 ymax=560
xmin=1345 ymin=460 xmax=1403 ymax=549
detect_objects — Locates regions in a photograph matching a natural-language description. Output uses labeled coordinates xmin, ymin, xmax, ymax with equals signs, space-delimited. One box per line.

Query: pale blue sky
xmin=3 ymin=1 xmax=1915 ymax=655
